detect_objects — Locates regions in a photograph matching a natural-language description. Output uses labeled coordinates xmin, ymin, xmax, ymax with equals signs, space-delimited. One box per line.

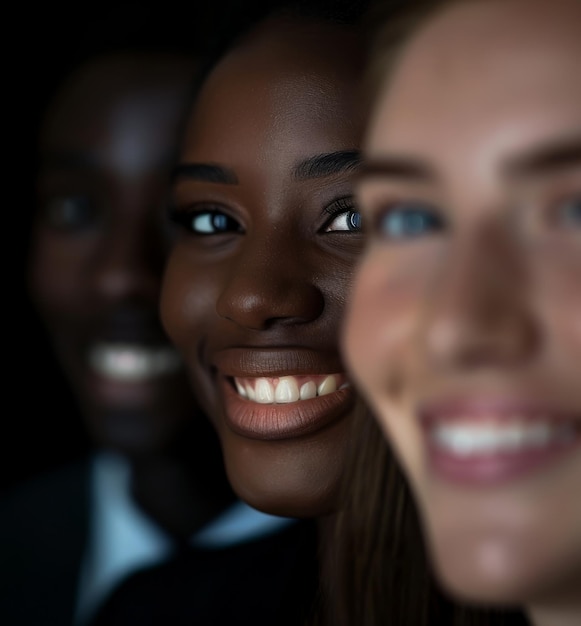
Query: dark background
xmin=3 ymin=0 xmax=235 ymax=492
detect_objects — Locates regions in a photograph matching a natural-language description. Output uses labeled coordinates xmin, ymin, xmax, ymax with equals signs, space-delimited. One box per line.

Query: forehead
xmin=184 ymin=17 xmax=363 ymax=165
xmin=369 ymin=0 xmax=581 ymax=162
xmin=40 ymin=54 xmax=194 ymax=175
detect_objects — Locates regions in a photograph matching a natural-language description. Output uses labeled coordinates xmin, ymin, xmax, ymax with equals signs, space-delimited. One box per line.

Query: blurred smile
xmin=421 ymin=396 xmax=581 ymax=485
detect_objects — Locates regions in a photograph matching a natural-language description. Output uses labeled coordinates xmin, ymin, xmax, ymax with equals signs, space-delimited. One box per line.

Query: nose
xmin=422 ymin=223 xmax=540 ymax=370
xmin=92 ymin=213 xmax=164 ymax=305
xmin=216 ymin=236 xmax=324 ymax=331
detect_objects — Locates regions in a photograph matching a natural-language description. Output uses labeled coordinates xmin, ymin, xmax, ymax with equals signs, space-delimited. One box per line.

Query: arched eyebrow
xmin=356 ymin=157 xmax=436 ymax=184
xmin=171 ymin=163 xmax=238 ymax=185
xmin=293 ymin=150 xmax=361 ymax=181
xmin=505 ymin=135 xmax=581 ymax=179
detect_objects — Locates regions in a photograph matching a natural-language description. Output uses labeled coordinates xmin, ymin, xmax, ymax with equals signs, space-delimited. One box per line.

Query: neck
xmin=129 ymin=452 xmax=235 ymax=540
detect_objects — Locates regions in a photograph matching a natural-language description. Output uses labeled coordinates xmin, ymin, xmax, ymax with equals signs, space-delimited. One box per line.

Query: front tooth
xmin=255 ymin=378 xmax=274 ymax=404
xmin=300 ymin=381 xmax=317 ymax=400
xmin=275 ymin=377 xmax=299 ymax=403
xmin=317 ymin=375 xmax=337 ymax=397
xmin=245 ymin=384 xmax=256 ymax=401
xmin=235 ymin=380 xmax=247 ymax=398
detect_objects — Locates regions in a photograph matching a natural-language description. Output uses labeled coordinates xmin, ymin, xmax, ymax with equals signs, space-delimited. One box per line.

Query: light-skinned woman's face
xmin=30 ymin=53 xmax=197 ymax=455
xmin=344 ymin=0 xmax=581 ymax=615
xmin=161 ymin=17 xmax=364 ymax=517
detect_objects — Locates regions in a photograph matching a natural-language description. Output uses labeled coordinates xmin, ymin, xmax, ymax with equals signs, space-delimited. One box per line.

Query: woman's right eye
xmin=374 ymin=201 xmax=445 ymax=240
xmin=40 ymin=196 xmax=97 ymax=231
xmin=170 ymin=207 xmax=243 ymax=236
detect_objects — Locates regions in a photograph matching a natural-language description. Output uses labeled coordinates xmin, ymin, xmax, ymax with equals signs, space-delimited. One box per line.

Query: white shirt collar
xmin=75 ymin=452 xmax=294 ymax=625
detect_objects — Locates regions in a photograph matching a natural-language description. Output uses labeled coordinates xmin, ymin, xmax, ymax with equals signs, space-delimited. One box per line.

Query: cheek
xmin=161 ymin=247 xmax=217 ymax=349
xmin=343 ymin=247 xmax=429 ymax=484
xmin=536 ymin=245 xmax=581 ymax=372
xmin=29 ymin=232 xmax=91 ymax=318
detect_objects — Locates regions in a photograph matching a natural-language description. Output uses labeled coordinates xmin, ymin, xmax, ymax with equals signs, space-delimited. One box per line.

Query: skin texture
xmin=161 ymin=16 xmax=365 ymax=517
xmin=343 ymin=0 xmax=581 ymax=624
xmin=29 ymin=53 xmax=233 ymax=536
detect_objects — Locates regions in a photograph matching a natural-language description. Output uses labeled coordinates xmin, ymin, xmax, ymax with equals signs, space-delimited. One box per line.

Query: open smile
xmin=232 ymin=373 xmax=350 ymax=404
xmin=421 ymin=398 xmax=581 ymax=485
xmin=213 ymin=349 xmax=354 ymax=440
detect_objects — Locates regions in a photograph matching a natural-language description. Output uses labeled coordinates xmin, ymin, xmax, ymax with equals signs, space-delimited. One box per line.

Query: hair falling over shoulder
xmin=314 ymin=401 xmax=528 ymax=626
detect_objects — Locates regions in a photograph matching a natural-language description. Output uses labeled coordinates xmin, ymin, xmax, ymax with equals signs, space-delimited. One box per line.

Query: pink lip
xmin=220 ymin=377 xmax=354 ymax=441
xmin=420 ymin=396 xmax=581 ymax=486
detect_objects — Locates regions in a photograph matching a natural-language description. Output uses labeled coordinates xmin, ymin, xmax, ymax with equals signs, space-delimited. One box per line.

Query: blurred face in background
xmin=344 ymin=0 xmax=581 ymax=620
xmin=30 ymin=52 xmax=198 ymax=456
xmin=162 ymin=16 xmax=365 ymax=517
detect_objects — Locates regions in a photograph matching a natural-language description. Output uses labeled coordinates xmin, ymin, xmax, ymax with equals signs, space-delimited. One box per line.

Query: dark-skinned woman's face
xmin=30 ymin=53 xmax=198 ymax=455
xmin=162 ymin=17 xmax=365 ymax=517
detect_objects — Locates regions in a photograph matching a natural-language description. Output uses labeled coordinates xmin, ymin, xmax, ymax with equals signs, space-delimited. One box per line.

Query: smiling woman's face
xmin=161 ymin=17 xmax=364 ymax=517
xmin=344 ymin=0 xmax=581 ymax=615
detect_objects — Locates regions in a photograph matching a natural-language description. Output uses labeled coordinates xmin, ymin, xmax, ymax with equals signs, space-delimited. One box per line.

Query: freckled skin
xmin=161 ymin=17 xmax=365 ymax=517
xmin=29 ymin=53 xmax=198 ymax=455
xmin=344 ymin=0 xmax=581 ymax=622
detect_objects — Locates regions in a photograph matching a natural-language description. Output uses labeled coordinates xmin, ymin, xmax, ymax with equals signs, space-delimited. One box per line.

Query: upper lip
xmin=420 ymin=395 xmax=580 ymax=426
xmin=86 ymin=309 xmax=172 ymax=346
xmin=211 ymin=347 xmax=345 ymax=378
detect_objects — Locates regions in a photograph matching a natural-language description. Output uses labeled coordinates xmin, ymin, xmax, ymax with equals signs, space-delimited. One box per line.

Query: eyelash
xmin=169 ymin=196 xmax=363 ymax=236
xmin=322 ymin=196 xmax=362 ymax=233
xmin=168 ymin=204 xmax=243 ymax=236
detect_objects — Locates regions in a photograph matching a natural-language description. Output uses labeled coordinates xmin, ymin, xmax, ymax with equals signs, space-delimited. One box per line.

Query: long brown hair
xmin=317 ymin=2 xmax=533 ymax=624
xmin=317 ymin=403 xmax=528 ymax=625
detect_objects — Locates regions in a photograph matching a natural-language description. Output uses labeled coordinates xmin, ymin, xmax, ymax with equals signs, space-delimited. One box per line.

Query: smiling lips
xmin=214 ymin=349 xmax=354 ymax=440
xmin=89 ymin=343 xmax=182 ymax=382
xmin=422 ymin=399 xmax=581 ymax=485
xmin=233 ymin=373 xmax=348 ymax=404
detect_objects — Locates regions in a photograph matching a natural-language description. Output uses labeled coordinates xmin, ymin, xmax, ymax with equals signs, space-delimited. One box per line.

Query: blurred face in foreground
xmin=344 ymin=0 xmax=581 ymax=622
xmin=162 ymin=16 xmax=365 ymax=517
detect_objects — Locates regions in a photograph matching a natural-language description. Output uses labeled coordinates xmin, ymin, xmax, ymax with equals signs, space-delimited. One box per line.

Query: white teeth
xmin=246 ymin=384 xmax=256 ymax=401
xmin=300 ymin=381 xmax=317 ymax=401
xmin=233 ymin=374 xmax=347 ymax=403
xmin=235 ymin=380 xmax=247 ymax=398
xmin=275 ymin=377 xmax=300 ymax=403
xmin=255 ymin=378 xmax=274 ymax=404
xmin=317 ymin=375 xmax=337 ymax=397
xmin=89 ymin=344 xmax=181 ymax=382
xmin=432 ymin=421 xmax=576 ymax=456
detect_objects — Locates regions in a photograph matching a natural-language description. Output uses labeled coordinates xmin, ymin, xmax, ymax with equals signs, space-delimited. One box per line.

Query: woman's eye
xmin=41 ymin=196 xmax=96 ymax=231
xmin=375 ymin=202 xmax=444 ymax=240
xmin=553 ymin=196 xmax=581 ymax=229
xmin=171 ymin=208 xmax=242 ymax=236
xmin=323 ymin=197 xmax=362 ymax=232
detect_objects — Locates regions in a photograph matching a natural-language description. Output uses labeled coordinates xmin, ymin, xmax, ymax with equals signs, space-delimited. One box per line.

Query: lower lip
xmin=220 ymin=378 xmax=355 ymax=441
xmin=427 ymin=432 xmax=581 ymax=486
xmin=86 ymin=371 xmax=164 ymax=408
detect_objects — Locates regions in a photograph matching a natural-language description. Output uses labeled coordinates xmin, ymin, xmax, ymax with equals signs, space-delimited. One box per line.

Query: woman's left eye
xmin=553 ymin=196 xmax=581 ymax=229
xmin=323 ymin=197 xmax=362 ymax=232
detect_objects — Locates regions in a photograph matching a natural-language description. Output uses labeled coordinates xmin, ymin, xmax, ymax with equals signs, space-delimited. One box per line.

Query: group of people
xmin=2 ymin=0 xmax=579 ymax=625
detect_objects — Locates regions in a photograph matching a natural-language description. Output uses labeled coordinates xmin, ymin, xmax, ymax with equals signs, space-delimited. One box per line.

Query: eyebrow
xmin=505 ymin=136 xmax=581 ymax=178
xmin=356 ymin=156 xmax=436 ymax=184
xmin=171 ymin=163 xmax=238 ymax=185
xmin=40 ymin=151 xmax=97 ymax=171
xmin=292 ymin=150 xmax=362 ymax=181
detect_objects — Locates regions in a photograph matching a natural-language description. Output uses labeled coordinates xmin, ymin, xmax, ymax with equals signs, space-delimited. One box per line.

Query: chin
xmin=220 ymin=429 xmax=343 ymax=518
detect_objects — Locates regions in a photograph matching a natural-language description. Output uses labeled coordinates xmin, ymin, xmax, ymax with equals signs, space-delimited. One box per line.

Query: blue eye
xmin=555 ymin=197 xmax=581 ymax=228
xmin=376 ymin=203 xmax=444 ymax=239
xmin=170 ymin=207 xmax=242 ymax=236
xmin=41 ymin=196 xmax=97 ymax=231
xmin=323 ymin=197 xmax=362 ymax=232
